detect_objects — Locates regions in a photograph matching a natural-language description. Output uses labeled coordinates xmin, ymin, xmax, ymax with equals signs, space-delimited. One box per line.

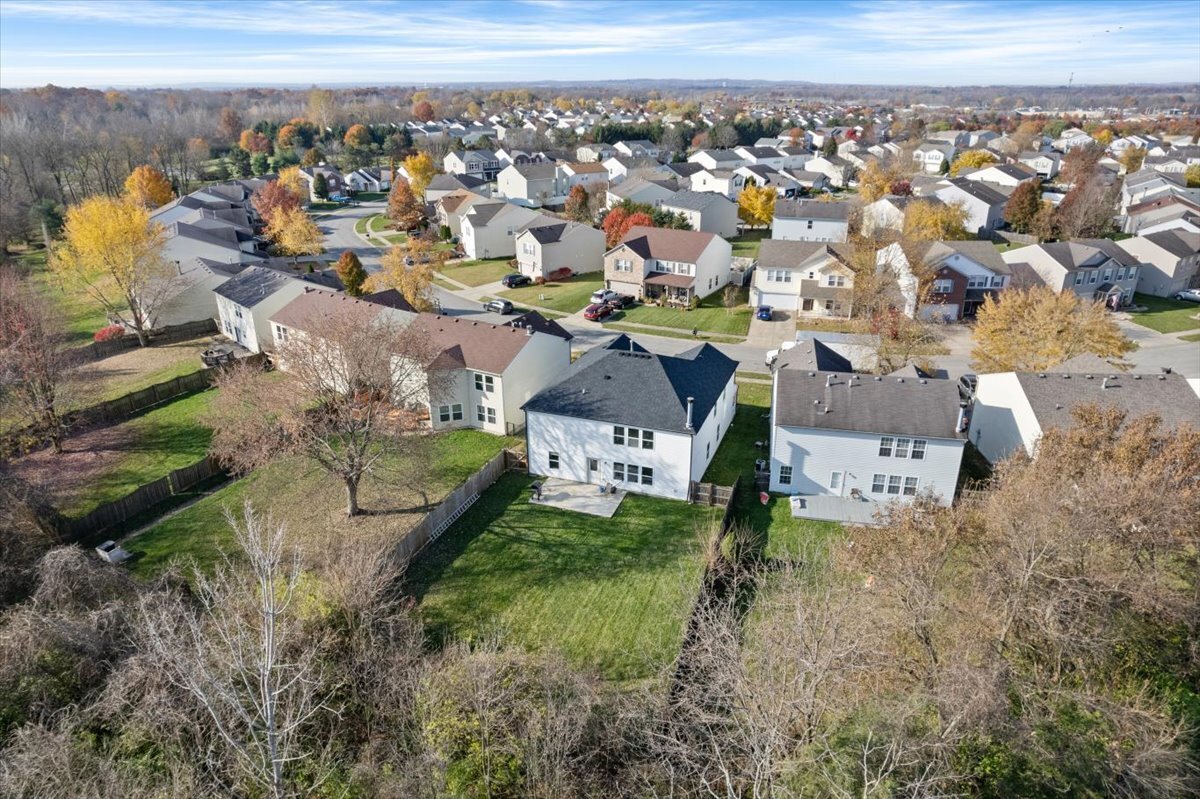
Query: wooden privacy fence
xmin=70 ymin=319 xmax=219 ymax=364
xmin=53 ymin=455 xmax=225 ymax=543
xmin=393 ymin=448 xmax=522 ymax=564
xmin=688 ymin=480 xmax=736 ymax=509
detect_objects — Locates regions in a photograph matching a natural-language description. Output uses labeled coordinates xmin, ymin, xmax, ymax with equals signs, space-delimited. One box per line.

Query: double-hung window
xmin=903 ymin=476 xmax=919 ymax=496
xmin=872 ymin=473 xmax=886 ymax=493
xmin=613 ymin=462 xmax=625 ymax=481
xmin=438 ymin=404 xmax=463 ymax=423
xmin=887 ymin=475 xmax=903 ymax=495
xmin=476 ymin=405 xmax=496 ymax=424
xmin=613 ymin=426 xmax=625 ymax=445
xmin=911 ymin=440 xmax=927 ymax=460
xmin=894 ymin=437 xmax=911 ymax=459
xmin=548 ymin=452 xmax=560 ymax=469
xmin=1074 ymin=271 xmax=1085 ymax=286
xmin=627 ymin=427 xmax=641 ymax=448
xmin=779 ymin=465 xmax=793 ymax=485
xmin=830 ymin=471 xmax=842 ymax=490
xmin=474 ymin=373 xmax=494 ymax=392
xmin=933 ymin=279 xmax=954 ymax=294
xmin=879 ymin=436 xmax=894 ymax=457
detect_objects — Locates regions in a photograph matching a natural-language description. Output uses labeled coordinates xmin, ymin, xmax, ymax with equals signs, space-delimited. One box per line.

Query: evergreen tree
xmin=335 ymin=251 xmax=368 ymax=297
xmin=312 ymin=172 xmax=329 ymax=200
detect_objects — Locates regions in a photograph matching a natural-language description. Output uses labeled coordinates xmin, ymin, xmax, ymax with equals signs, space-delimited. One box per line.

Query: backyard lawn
xmin=1126 ymin=293 xmax=1200 ymax=334
xmin=615 ymin=287 xmax=751 ymax=336
xmin=128 ymin=429 xmax=519 ymax=578
xmin=7 ymin=389 xmax=217 ymax=518
xmin=406 ymin=472 xmax=721 ymax=682
xmin=729 ymin=230 xmax=768 ymax=259
xmin=498 ymin=274 xmax=603 ymax=313
xmin=440 ymin=258 xmax=515 ymax=287
xmin=66 ymin=338 xmax=212 ymax=408
xmin=13 ymin=249 xmax=112 ymax=344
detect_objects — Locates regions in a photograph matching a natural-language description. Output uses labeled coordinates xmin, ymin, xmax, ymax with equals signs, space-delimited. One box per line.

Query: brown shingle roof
xmin=412 ymin=313 xmax=538 ymax=374
xmin=616 ymin=226 xmax=717 ymax=263
xmin=270 ymin=288 xmax=389 ymax=330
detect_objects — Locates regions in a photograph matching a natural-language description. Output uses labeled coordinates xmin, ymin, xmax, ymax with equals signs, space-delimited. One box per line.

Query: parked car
xmin=605 ymin=294 xmax=637 ymax=310
xmin=957 ymin=373 xmax=978 ymax=404
xmin=482 ymin=299 xmax=514 ymax=315
xmin=1173 ymin=288 xmax=1200 ymax=303
xmin=501 ymin=273 xmax=532 ymax=289
xmin=583 ymin=303 xmax=614 ymax=321
xmin=590 ymin=288 xmax=620 ymax=305
xmin=756 ymin=305 xmax=773 ymax=321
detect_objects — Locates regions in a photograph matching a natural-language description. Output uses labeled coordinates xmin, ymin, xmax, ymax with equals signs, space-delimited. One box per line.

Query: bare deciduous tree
xmin=0 ymin=270 xmax=73 ymax=451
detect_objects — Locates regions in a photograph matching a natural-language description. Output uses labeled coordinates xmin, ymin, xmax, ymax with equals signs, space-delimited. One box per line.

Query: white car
xmin=590 ymin=289 xmax=620 ymax=305
xmin=1173 ymin=288 xmax=1200 ymax=303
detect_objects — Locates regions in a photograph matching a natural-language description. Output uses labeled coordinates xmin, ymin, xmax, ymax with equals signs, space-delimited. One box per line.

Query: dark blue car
xmin=756 ymin=305 xmax=773 ymax=321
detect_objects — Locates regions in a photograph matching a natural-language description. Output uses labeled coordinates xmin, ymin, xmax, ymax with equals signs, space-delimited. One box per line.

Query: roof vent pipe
xmin=686 ymin=397 xmax=694 ymax=430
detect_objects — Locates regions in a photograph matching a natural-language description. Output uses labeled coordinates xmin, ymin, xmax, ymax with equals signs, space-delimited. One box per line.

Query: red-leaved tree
xmin=602 ymin=208 xmax=654 ymax=247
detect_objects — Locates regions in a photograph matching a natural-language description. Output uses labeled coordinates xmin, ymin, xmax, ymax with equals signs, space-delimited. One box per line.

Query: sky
xmin=1 ymin=0 xmax=1197 ymax=89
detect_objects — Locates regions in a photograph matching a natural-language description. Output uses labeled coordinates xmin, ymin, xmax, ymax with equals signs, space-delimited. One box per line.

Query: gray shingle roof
xmin=662 ymin=190 xmax=730 ymax=212
xmin=214 ymin=266 xmax=298 ymax=308
xmin=1015 ymin=371 xmax=1199 ymax=432
xmin=774 ymin=198 xmax=852 ymax=221
xmin=757 ymin=239 xmax=855 ymax=269
xmin=1143 ymin=229 xmax=1200 ymax=258
xmin=775 ymin=370 xmax=963 ymax=439
xmin=526 ymin=223 xmax=568 ymax=244
xmin=943 ymin=178 xmax=1008 ymax=206
xmin=522 ymin=342 xmax=737 ymax=435
xmin=776 ymin=338 xmax=852 ymax=372
xmin=1040 ymin=239 xmax=1140 ymax=270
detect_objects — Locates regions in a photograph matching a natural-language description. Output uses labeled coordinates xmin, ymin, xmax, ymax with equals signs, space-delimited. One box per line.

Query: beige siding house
xmin=515 ymin=222 xmax=606 ymax=279
xmin=603 ymin=226 xmax=732 ymax=304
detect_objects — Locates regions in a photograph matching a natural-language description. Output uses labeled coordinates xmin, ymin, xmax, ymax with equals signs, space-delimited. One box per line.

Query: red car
xmin=583 ymin=302 xmax=614 ymax=321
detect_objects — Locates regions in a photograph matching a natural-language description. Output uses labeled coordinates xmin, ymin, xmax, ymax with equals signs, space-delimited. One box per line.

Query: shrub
xmin=534 ymin=276 xmax=546 ymax=286
xmin=93 ymin=324 xmax=125 ymax=342
xmin=547 ymin=267 xmax=573 ymax=282
xmin=439 ymin=224 xmax=451 ymax=240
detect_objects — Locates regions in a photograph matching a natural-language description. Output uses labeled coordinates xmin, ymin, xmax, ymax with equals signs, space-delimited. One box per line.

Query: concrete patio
xmin=529 ymin=476 xmax=626 ymax=518
xmin=789 ymin=493 xmax=882 ymax=525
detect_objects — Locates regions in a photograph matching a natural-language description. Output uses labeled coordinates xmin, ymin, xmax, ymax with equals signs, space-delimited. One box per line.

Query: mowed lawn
xmin=498 ymin=274 xmax=603 ymax=313
xmin=440 ymin=258 xmax=514 ymax=287
xmin=1127 ymin=293 xmax=1200 ymax=333
xmin=14 ymin=249 xmax=113 ymax=345
xmin=407 ymin=472 xmax=721 ymax=682
xmin=616 ymin=287 xmax=751 ymax=336
xmin=8 ymin=389 xmax=217 ymax=517
xmin=66 ymin=338 xmax=211 ymax=408
xmin=729 ymin=230 xmax=768 ymax=258
xmin=129 ymin=429 xmax=519 ymax=578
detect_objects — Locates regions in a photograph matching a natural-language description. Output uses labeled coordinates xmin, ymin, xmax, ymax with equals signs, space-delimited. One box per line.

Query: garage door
xmin=755 ymin=290 xmax=798 ymax=310
xmin=919 ymin=304 xmax=958 ymax=322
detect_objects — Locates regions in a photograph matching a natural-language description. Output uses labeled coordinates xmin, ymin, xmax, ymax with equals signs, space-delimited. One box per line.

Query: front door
xmin=587 ymin=457 xmax=600 ymax=484
xmin=801 ymin=298 xmax=814 ymax=312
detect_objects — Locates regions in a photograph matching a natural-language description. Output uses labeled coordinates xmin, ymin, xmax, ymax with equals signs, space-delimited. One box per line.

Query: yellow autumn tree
xmin=402 ymin=152 xmax=437 ymax=197
xmin=737 ymin=184 xmax=776 ymax=230
xmin=971 ymin=286 xmax=1134 ymax=373
xmin=52 ymin=196 xmax=174 ymax=345
xmin=276 ymin=165 xmax=308 ymax=202
xmin=365 ymin=238 xmax=444 ymax=311
xmin=857 ymin=159 xmax=891 ymax=204
xmin=948 ymin=149 xmax=998 ymax=176
xmin=123 ymin=165 xmax=175 ymax=208
xmin=903 ymin=199 xmax=971 ymax=240
xmin=267 ymin=207 xmax=324 ymax=264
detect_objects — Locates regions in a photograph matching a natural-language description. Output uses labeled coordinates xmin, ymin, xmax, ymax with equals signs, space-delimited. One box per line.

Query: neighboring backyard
xmin=1127 ymin=293 xmax=1200 ymax=334
xmin=406 ymin=472 xmax=721 ymax=682
xmin=615 ymin=287 xmax=752 ymax=336
xmin=12 ymin=248 xmax=112 ymax=344
xmin=65 ymin=338 xmax=212 ymax=408
xmin=729 ymin=230 xmax=768 ymax=259
xmin=439 ymin=258 xmax=515 ymax=287
xmin=7 ymin=389 xmax=217 ymax=517
xmin=128 ymin=429 xmax=519 ymax=578
xmin=498 ymin=274 xmax=603 ymax=313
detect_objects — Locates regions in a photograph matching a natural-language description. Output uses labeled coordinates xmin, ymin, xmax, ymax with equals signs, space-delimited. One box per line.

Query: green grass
xmin=378 ymin=233 xmax=409 ymax=245
xmin=369 ymin=214 xmax=392 ymax=233
xmin=440 ymin=258 xmax=514 ymax=287
xmin=1127 ymin=293 xmax=1200 ymax=334
xmin=729 ymin=230 xmax=768 ymax=258
xmin=602 ymin=322 xmax=744 ymax=344
xmin=63 ymin=390 xmax=216 ymax=516
xmin=1179 ymin=332 xmax=1200 ymax=342
xmin=355 ymin=192 xmax=387 ymax=202
xmin=616 ymin=288 xmax=752 ymax=336
xmin=498 ymin=274 xmax=603 ymax=313
xmin=735 ymin=370 xmax=771 ymax=381
xmin=406 ymin=472 xmax=720 ymax=682
xmin=307 ymin=201 xmax=342 ymax=211
xmin=128 ymin=429 xmax=518 ymax=578
xmin=13 ymin=249 xmax=112 ymax=344
xmin=69 ymin=339 xmax=211 ymax=408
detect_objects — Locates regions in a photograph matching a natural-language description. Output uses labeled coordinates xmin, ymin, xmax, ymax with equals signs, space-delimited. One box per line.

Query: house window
xmin=1115 ymin=267 xmax=1125 ymax=281
xmin=887 ymin=475 xmax=903 ymax=495
xmin=894 ymin=437 xmax=911 ymax=459
xmin=1089 ymin=271 xmax=1098 ymax=284
xmin=767 ymin=269 xmax=792 ymax=283
xmin=627 ymin=427 xmax=640 ymax=447
xmin=613 ymin=462 xmax=625 ymax=481
xmin=617 ymin=426 xmax=654 ymax=450
xmin=826 ymin=275 xmax=846 ymax=287
xmin=437 ymin=404 xmax=464 ymax=423
xmin=903 ymin=476 xmax=919 ymax=496
xmin=933 ymin=279 xmax=954 ymax=294
xmin=824 ymin=299 xmax=836 ymax=311
xmin=548 ymin=452 xmax=560 ymax=470
xmin=615 ymin=258 xmax=632 ymax=272
xmin=872 ymin=473 xmax=886 ymax=493
xmin=274 ymin=324 xmax=289 ymax=345
xmin=806 ymin=220 xmax=814 ymax=229
xmin=1074 ymin=272 xmax=1085 ymax=286
xmin=474 ymin=373 xmax=494 ymax=392
xmin=476 ymin=405 xmax=496 ymax=424
xmin=991 ymin=276 xmax=1004 ymax=288
xmin=522 ymin=242 xmax=535 ymax=255
xmin=613 ymin=426 xmax=625 ymax=445
xmin=911 ymin=440 xmax=927 ymax=460
xmin=779 ymin=465 xmax=793 ymax=485
xmin=879 ymin=436 xmax=894 ymax=457
xmin=830 ymin=471 xmax=842 ymax=490
xmin=234 ymin=307 xmax=243 ymax=319
xmin=706 ymin=442 xmax=711 ymax=459
xmin=641 ymin=467 xmax=653 ymax=486
xmin=1103 ymin=268 xmax=1113 ymax=282
xmin=1126 ymin=267 xmax=1136 ymax=282
xmin=641 ymin=430 xmax=654 ymax=450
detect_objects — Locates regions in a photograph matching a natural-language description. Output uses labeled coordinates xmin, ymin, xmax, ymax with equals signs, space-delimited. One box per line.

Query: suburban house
xmin=733 ymin=145 xmax=788 ymax=169
xmin=298 ymin=166 xmax=346 ymax=201
xmin=460 ymin=201 xmax=555 ymax=260
xmin=411 ymin=313 xmax=572 ymax=435
xmin=876 ymin=239 xmax=1011 ymax=320
xmin=769 ymin=359 xmax=967 ymax=521
xmin=559 ymin=161 xmax=609 ymax=190
xmin=860 ymin=195 xmax=936 ymax=238
xmin=1120 ymin=169 xmax=1187 ymax=211
xmin=496 ymin=162 xmax=569 ymax=208
xmin=688 ymin=149 xmax=748 ymax=171
xmin=802 ymin=155 xmax=855 ymax=188
xmin=688 ymin=168 xmax=746 ymax=199
xmin=960 ymin=163 xmax=1038 ymax=188
xmin=1052 ymin=127 xmax=1095 ymax=152
xmin=771 ymin=199 xmax=851 ymax=242
xmin=267 ymin=287 xmax=417 ymax=370
xmin=1002 ymin=239 xmax=1143 ymax=308
xmin=913 ymin=141 xmax=956 ymax=174
xmin=434 ymin=190 xmax=492 ymax=237
xmin=523 ymin=336 xmax=738 ymax=501
xmin=424 ymin=173 xmax=491 ymax=203
xmin=752 ymin=240 xmax=856 ymax=318
xmin=735 ymin=164 xmax=803 ymax=197
xmin=603 ymin=226 xmax=732 ymax=304
xmin=968 ymin=369 xmax=1200 ymax=464
xmin=444 ymin=149 xmax=503 ymax=181
xmin=1116 ymin=230 xmax=1200 ymax=297
xmin=1018 ymin=151 xmax=1062 ymax=180
xmin=614 ymin=140 xmax=662 ymax=160
xmin=155 ymin=259 xmax=244 ymax=327
xmin=1122 ymin=193 xmax=1200 ymax=235
xmin=606 ymin=175 xmax=679 ymax=208
xmin=661 ymin=190 xmax=738 ymax=238
xmin=603 ymin=156 xmax=671 ymax=184
xmin=514 ymin=221 xmax=606 ymax=279
xmin=344 ymin=168 xmax=389 ymax=193
xmin=215 ymin=266 xmax=340 ymax=354
xmin=576 ymin=143 xmax=616 ymax=162
xmin=933 ymin=178 xmax=1009 ymax=237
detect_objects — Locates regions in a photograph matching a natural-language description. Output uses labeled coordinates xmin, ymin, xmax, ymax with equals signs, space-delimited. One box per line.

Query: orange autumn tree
xmin=123 ymin=165 xmax=175 ymax=208
xmin=602 ymin=207 xmax=654 ymax=247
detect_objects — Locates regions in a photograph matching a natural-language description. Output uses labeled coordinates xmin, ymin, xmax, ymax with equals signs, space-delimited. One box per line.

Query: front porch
xmin=644 ymin=271 xmax=696 ymax=307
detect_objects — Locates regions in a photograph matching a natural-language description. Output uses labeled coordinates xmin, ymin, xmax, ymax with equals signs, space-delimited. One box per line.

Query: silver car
xmin=1173 ymin=288 xmax=1200 ymax=303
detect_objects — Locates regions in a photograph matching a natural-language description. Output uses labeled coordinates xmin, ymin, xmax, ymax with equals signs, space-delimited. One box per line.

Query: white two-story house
xmin=604 ymin=226 xmax=732 ymax=304
xmin=214 ymin=266 xmax=339 ymax=353
xmin=770 ymin=359 xmax=967 ymax=522
xmin=771 ymin=199 xmax=852 ymax=243
xmin=752 ymin=240 xmax=856 ymax=318
xmin=496 ymin=162 xmax=569 ymax=208
xmin=514 ymin=221 xmax=606 ymax=279
xmin=460 ymin=201 xmax=556 ymax=260
xmin=523 ymin=336 xmax=738 ymax=501
xmin=444 ymin=149 xmax=503 ymax=182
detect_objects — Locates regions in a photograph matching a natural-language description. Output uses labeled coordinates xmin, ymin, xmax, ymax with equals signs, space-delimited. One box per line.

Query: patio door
xmin=586 ymin=457 xmax=600 ymax=484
